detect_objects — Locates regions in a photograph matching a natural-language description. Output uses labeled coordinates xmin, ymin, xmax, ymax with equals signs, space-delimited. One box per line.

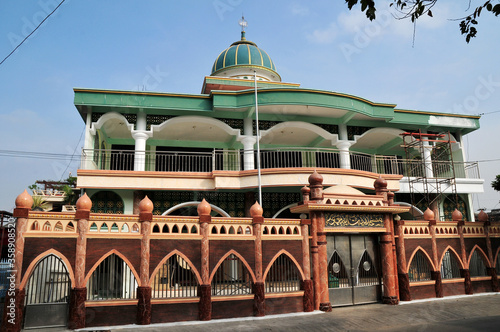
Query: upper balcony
xmin=77 ymin=148 xmax=482 ymax=193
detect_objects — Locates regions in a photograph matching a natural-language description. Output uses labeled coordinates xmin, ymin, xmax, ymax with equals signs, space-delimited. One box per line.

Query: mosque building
xmin=3 ymin=19 xmax=499 ymax=331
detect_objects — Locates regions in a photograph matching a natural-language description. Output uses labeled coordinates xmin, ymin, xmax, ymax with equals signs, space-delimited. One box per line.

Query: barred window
xmin=408 ymin=250 xmax=432 ymax=282
xmin=469 ymin=250 xmax=488 ymax=277
xmin=25 ymin=254 xmax=70 ymax=304
xmin=328 ymin=251 xmax=349 ymax=288
xmin=152 ymin=255 xmax=198 ymax=298
xmin=87 ymin=254 xmax=137 ymax=300
xmin=211 ymin=254 xmax=252 ymax=296
xmin=357 ymin=251 xmax=379 ymax=286
xmin=496 ymin=254 xmax=500 ymax=275
xmin=265 ymin=254 xmax=301 ymax=293
xmin=440 ymin=250 xmax=461 ymax=279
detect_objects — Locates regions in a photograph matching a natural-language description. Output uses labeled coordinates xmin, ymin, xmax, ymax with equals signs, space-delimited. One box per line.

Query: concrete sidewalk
xmin=32 ymin=293 xmax=500 ymax=332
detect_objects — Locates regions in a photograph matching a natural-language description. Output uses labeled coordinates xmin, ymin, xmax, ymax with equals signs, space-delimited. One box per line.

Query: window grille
xmin=25 ymin=254 xmax=70 ymax=304
xmin=265 ymin=254 xmax=301 ymax=293
xmin=211 ymin=254 xmax=252 ymax=296
xmin=328 ymin=251 xmax=350 ymax=288
xmin=496 ymin=254 xmax=500 ymax=275
xmin=469 ymin=250 xmax=488 ymax=277
xmin=357 ymin=251 xmax=379 ymax=286
xmin=408 ymin=251 xmax=432 ymax=282
xmin=152 ymin=255 xmax=198 ymax=298
xmin=87 ymin=254 xmax=137 ymax=300
xmin=441 ymin=250 xmax=461 ymax=279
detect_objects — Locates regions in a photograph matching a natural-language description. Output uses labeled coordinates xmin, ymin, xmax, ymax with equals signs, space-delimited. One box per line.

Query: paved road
xmin=31 ymin=293 xmax=500 ymax=332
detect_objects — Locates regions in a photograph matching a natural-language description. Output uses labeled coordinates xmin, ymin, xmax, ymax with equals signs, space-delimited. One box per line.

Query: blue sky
xmin=0 ymin=0 xmax=499 ymax=212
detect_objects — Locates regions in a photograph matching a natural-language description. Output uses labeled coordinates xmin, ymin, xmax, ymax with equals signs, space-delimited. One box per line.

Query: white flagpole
xmin=254 ymin=71 xmax=262 ymax=205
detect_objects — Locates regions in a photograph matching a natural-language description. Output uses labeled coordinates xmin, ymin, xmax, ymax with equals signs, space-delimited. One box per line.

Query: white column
xmin=84 ymin=111 xmax=94 ymax=169
xmin=422 ymin=139 xmax=434 ymax=178
xmin=242 ymin=117 xmax=256 ymax=170
xmin=241 ymin=136 xmax=256 ymax=170
xmin=133 ymin=111 xmax=148 ymax=171
xmin=337 ymin=141 xmax=352 ymax=169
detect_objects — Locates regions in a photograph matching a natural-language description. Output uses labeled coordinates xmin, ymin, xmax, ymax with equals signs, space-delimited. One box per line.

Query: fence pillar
xmin=198 ymin=199 xmax=212 ymax=321
xmin=137 ymin=196 xmax=153 ymax=325
xmin=427 ymin=209 xmax=443 ymax=298
xmin=1 ymin=190 xmax=32 ymax=332
xmin=395 ymin=217 xmax=411 ymax=301
xmin=300 ymin=206 xmax=314 ymax=312
xmin=375 ymin=177 xmax=398 ymax=305
xmin=478 ymin=211 xmax=500 ymax=292
xmin=251 ymin=202 xmax=265 ymax=316
xmin=456 ymin=209 xmax=472 ymax=294
xmin=69 ymin=193 xmax=91 ymax=329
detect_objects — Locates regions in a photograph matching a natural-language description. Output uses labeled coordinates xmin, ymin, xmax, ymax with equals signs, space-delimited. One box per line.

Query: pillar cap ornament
xmin=15 ymin=189 xmax=33 ymax=209
xmin=197 ymin=198 xmax=211 ymax=216
xmin=477 ymin=210 xmax=489 ymax=222
xmin=301 ymin=185 xmax=310 ymax=194
xmin=308 ymin=170 xmax=323 ymax=186
xmin=423 ymin=208 xmax=434 ymax=221
xmin=250 ymin=201 xmax=263 ymax=218
xmin=374 ymin=175 xmax=387 ymax=190
xmin=76 ymin=193 xmax=92 ymax=211
xmin=139 ymin=195 xmax=154 ymax=213
xmin=452 ymin=208 xmax=463 ymax=221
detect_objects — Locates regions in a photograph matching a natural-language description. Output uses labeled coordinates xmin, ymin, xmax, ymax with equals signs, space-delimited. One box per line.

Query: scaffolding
xmin=401 ymin=130 xmax=458 ymax=221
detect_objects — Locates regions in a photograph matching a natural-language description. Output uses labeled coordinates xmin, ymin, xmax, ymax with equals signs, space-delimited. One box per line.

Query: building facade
xmin=3 ymin=28 xmax=499 ymax=331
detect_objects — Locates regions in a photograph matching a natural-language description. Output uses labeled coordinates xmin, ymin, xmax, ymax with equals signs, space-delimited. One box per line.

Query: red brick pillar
xmin=68 ymin=193 xmax=92 ymax=329
xmin=455 ymin=209 xmax=472 ymax=294
xmin=251 ymin=202 xmax=265 ymax=316
xmin=301 ymin=214 xmax=314 ymax=312
xmin=395 ymin=217 xmax=411 ymax=301
xmin=308 ymin=171 xmax=331 ymax=311
xmin=426 ymin=208 xmax=443 ymax=298
xmin=375 ymin=177 xmax=398 ymax=305
xmin=198 ymin=199 xmax=212 ymax=321
xmin=2 ymin=190 xmax=32 ymax=332
xmin=478 ymin=211 xmax=500 ymax=292
xmin=137 ymin=196 xmax=153 ymax=325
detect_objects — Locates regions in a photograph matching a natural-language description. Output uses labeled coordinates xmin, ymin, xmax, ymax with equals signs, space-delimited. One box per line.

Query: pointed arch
xmin=407 ymin=246 xmax=435 ymax=274
xmin=438 ymin=246 xmax=464 ymax=270
xmin=149 ymin=250 xmax=202 ymax=287
xmin=84 ymin=249 xmax=140 ymax=286
xmin=263 ymin=249 xmax=305 ymax=282
xmin=439 ymin=246 xmax=463 ymax=279
xmin=468 ymin=245 xmax=491 ymax=270
xmin=209 ymin=249 xmax=256 ymax=284
xmin=494 ymin=247 xmax=500 ymax=269
xmin=19 ymin=249 xmax=75 ymax=290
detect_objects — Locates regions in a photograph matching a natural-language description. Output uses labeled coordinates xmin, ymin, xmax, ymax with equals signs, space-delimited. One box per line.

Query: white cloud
xmin=290 ymin=2 xmax=309 ymax=16
xmin=306 ymin=22 xmax=338 ymax=44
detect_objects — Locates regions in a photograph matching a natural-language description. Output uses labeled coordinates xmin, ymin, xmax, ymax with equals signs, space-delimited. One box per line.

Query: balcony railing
xmin=81 ymin=148 xmax=480 ymax=179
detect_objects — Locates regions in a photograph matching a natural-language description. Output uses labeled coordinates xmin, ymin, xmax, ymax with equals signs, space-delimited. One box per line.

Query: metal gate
xmin=327 ymin=235 xmax=381 ymax=307
xmin=24 ymin=254 xmax=70 ymax=329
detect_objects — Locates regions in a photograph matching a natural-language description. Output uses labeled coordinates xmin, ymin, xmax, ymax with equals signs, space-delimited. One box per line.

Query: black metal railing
xmin=440 ymin=250 xmax=461 ymax=279
xmin=408 ymin=251 xmax=432 ymax=282
xmin=265 ymin=254 xmax=301 ymax=293
xmin=152 ymin=255 xmax=198 ymax=298
xmin=211 ymin=254 xmax=252 ymax=296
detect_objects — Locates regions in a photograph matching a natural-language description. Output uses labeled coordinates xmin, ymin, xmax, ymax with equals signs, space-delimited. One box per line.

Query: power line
xmin=0 ymin=0 xmax=66 ymax=67
xmin=59 ymin=127 xmax=85 ymax=181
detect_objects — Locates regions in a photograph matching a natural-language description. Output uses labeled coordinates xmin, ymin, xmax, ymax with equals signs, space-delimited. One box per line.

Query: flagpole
xmin=254 ymin=71 xmax=262 ymax=205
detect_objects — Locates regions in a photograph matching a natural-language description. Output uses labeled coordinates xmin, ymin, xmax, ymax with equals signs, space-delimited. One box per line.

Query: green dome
xmin=211 ymin=37 xmax=279 ymax=79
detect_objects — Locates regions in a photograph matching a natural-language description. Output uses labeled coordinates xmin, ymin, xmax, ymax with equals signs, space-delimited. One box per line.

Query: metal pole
xmin=254 ymin=71 xmax=263 ymax=205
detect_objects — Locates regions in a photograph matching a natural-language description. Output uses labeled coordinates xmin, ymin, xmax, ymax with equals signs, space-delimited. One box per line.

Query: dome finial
xmin=238 ymin=15 xmax=247 ymax=40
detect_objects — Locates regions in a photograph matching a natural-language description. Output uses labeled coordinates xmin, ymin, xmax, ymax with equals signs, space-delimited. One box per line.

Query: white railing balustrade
xmin=80 ymin=148 xmax=480 ymax=179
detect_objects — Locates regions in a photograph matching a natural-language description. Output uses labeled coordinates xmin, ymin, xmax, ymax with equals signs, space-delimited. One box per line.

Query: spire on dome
xmin=238 ymin=15 xmax=247 ymax=40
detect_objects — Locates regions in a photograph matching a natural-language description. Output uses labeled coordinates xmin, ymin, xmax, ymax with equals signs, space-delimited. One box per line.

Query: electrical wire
xmin=58 ymin=127 xmax=85 ymax=181
xmin=0 ymin=0 xmax=66 ymax=67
